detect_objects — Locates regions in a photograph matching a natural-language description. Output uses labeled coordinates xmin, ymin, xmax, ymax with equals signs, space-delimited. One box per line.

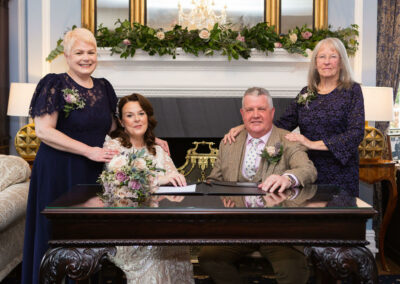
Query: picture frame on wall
xmin=388 ymin=129 xmax=400 ymax=162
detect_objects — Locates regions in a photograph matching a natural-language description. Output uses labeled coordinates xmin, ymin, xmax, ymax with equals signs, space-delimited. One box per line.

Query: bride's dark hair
xmin=110 ymin=93 xmax=157 ymax=155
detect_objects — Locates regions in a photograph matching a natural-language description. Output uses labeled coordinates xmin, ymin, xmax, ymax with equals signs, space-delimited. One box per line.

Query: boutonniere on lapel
xmin=62 ymin=88 xmax=86 ymax=118
xmin=260 ymin=142 xmax=283 ymax=164
xmin=297 ymin=88 xmax=317 ymax=108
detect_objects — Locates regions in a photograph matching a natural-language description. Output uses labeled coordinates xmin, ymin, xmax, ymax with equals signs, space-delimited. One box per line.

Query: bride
xmin=103 ymin=93 xmax=194 ymax=284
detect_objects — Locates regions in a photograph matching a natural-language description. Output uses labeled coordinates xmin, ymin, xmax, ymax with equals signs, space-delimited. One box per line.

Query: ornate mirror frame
xmin=81 ymin=0 xmax=327 ymax=34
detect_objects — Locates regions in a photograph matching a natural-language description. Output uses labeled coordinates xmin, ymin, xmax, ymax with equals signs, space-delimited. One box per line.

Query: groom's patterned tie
xmin=244 ymin=138 xmax=261 ymax=179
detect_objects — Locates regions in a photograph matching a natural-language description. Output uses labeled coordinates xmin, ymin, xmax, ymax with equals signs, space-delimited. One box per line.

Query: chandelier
xmin=178 ymin=0 xmax=227 ymax=30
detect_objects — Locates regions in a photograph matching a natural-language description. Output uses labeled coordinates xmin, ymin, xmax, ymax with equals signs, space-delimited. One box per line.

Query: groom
xmin=198 ymin=87 xmax=317 ymax=284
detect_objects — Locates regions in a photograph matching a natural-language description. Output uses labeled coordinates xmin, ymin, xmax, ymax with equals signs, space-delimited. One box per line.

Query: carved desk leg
xmin=39 ymin=247 xmax=116 ymax=284
xmin=304 ymin=246 xmax=378 ymax=284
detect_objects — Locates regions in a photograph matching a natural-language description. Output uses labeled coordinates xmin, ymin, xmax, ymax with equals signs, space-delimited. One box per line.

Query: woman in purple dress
xmin=224 ymin=38 xmax=365 ymax=196
xmin=21 ymin=28 xmax=170 ymax=283
xmin=21 ymin=28 xmax=118 ymax=284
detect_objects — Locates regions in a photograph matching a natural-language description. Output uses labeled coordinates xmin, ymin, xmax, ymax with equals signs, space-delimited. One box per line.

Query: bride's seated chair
xmin=177 ymin=141 xmax=219 ymax=183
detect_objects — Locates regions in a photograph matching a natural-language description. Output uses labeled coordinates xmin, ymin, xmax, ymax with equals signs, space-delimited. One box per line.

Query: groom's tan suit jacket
xmin=208 ymin=125 xmax=317 ymax=185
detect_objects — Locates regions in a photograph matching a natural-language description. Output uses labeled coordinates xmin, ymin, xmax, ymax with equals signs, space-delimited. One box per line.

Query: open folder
xmin=153 ymin=181 xmax=265 ymax=195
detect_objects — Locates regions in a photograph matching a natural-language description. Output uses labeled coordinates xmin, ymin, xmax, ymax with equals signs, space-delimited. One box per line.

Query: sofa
xmin=0 ymin=154 xmax=31 ymax=281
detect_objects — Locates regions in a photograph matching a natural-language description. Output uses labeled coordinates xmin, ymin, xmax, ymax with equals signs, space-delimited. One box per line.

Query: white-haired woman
xmin=22 ymin=27 xmax=170 ymax=283
xmin=21 ymin=27 xmax=119 ymax=283
xmin=224 ymin=37 xmax=365 ymax=197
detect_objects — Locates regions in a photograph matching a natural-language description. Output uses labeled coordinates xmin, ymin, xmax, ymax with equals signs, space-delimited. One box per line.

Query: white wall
xmin=8 ymin=0 xmax=26 ymax=155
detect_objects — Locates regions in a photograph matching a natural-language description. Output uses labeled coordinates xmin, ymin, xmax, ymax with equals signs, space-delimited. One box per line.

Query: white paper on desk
xmin=156 ymin=184 xmax=197 ymax=194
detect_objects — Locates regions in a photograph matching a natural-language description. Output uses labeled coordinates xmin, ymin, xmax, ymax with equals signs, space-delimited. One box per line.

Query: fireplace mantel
xmin=93 ymin=48 xmax=311 ymax=98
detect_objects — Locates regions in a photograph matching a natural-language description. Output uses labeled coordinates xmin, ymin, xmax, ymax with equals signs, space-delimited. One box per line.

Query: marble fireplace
xmin=93 ymin=48 xmax=310 ymax=165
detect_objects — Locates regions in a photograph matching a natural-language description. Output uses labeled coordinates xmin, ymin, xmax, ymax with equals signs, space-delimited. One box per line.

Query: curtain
xmin=376 ymin=0 xmax=400 ymax=134
xmin=374 ymin=0 xmax=400 ymax=253
xmin=0 ymin=0 xmax=10 ymax=154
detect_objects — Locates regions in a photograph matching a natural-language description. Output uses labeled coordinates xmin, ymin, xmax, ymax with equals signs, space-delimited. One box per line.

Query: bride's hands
xmin=158 ymin=172 xmax=187 ymax=187
xmin=222 ymin=124 xmax=245 ymax=144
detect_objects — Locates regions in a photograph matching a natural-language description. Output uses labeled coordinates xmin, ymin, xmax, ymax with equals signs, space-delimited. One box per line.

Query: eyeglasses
xmin=317 ymin=54 xmax=339 ymax=61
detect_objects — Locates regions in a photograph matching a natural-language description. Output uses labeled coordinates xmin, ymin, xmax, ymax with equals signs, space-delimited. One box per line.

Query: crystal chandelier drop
xmin=178 ymin=0 xmax=227 ymax=30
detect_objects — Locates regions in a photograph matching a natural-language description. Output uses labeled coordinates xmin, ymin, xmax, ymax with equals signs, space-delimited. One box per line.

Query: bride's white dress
xmin=104 ymin=137 xmax=194 ymax=284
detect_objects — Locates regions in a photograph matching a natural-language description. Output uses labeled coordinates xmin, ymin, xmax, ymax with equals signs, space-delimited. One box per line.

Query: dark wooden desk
xmin=40 ymin=184 xmax=377 ymax=283
xmin=359 ymin=159 xmax=398 ymax=271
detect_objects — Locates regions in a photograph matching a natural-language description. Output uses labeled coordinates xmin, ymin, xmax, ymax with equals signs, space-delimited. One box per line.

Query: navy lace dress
xmin=21 ymin=73 xmax=117 ymax=284
xmin=275 ymin=83 xmax=365 ymax=196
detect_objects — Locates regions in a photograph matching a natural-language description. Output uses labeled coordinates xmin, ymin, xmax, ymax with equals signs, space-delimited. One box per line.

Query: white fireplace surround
xmin=93 ymin=48 xmax=311 ymax=98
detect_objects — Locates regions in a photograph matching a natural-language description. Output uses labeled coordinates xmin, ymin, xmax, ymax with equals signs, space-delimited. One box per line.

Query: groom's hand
xmin=258 ymin=174 xmax=291 ymax=193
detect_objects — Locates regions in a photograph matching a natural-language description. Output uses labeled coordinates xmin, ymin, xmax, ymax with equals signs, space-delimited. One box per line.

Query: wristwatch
xmin=285 ymin=175 xmax=296 ymax=187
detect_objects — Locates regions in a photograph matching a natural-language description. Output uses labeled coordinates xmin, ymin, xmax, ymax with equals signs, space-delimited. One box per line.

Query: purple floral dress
xmin=275 ymin=83 xmax=365 ymax=196
xmin=22 ymin=73 xmax=117 ymax=284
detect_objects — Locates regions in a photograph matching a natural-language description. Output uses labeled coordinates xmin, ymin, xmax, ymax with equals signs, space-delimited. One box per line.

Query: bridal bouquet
xmin=98 ymin=148 xmax=164 ymax=207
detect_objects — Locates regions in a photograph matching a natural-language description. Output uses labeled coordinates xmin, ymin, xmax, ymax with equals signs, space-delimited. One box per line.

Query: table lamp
xmin=358 ymin=86 xmax=394 ymax=160
xmin=7 ymin=82 xmax=40 ymax=163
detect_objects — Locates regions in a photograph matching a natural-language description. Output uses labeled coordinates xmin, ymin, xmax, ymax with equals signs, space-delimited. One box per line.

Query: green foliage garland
xmin=46 ymin=20 xmax=359 ymax=62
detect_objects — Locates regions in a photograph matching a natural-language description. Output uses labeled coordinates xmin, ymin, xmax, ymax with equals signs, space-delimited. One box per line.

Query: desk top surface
xmin=44 ymin=184 xmax=376 ymax=246
xmin=46 ymin=183 xmax=372 ymax=213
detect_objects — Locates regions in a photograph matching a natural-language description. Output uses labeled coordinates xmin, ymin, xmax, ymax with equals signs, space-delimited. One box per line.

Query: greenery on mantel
xmin=46 ymin=20 xmax=359 ymax=62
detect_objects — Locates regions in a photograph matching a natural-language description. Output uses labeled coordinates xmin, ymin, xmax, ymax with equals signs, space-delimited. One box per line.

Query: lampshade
xmin=362 ymin=86 xmax=394 ymax=122
xmin=7 ymin=83 xmax=37 ymax=117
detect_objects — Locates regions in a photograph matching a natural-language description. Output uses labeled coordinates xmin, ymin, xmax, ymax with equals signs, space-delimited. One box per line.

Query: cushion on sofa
xmin=0 ymin=155 xmax=30 ymax=192
xmin=0 ymin=182 xmax=30 ymax=231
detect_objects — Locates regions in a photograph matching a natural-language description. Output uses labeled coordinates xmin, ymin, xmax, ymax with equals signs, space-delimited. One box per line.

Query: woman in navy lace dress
xmin=21 ymin=28 xmax=119 ymax=284
xmin=224 ymin=38 xmax=365 ymax=196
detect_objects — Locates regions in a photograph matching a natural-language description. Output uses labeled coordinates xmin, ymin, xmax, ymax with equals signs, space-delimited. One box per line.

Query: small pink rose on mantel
xmin=236 ymin=33 xmax=245 ymax=42
xmin=274 ymin=42 xmax=282 ymax=48
xmin=301 ymin=31 xmax=312 ymax=39
xmin=199 ymin=29 xmax=210 ymax=40
xmin=156 ymin=31 xmax=165 ymax=40
xmin=122 ymin=39 xmax=131 ymax=46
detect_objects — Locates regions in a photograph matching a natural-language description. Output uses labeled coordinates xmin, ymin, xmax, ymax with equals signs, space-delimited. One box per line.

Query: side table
xmin=359 ymin=159 xmax=398 ymax=271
